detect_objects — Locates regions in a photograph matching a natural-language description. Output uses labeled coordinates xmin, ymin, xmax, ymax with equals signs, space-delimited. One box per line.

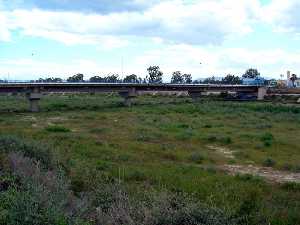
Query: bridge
xmin=0 ymin=83 xmax=267 ymax=112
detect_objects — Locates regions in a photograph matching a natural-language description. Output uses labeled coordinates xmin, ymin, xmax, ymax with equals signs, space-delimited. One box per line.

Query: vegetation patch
xmin=262 ymin=158 xmax=276 ymax=167
xmin=189 ymin=152 xmax=205 ymax=164
xmin=45 ymin=125 xmax=71 ymax=133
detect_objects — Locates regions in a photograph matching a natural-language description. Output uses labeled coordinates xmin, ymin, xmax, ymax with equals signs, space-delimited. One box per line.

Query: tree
xmin=222 ymin=74 xmax=242 ymax=85
xmin=242 ymin=68 xmax=260 ymax=79
xmin=290 ymin=74 xmax=298 ymax=87
xmin=105 ymin=74 xmax=120 ymax=83
xmin=146 ymin=66 xmax=163 ymax=83
xmin=171 ymin=72 xmax=192 ymax=84
xmin=183 ymin=74 xmax=192 ymax=84
xmin=89 ymin=76 xmax=105 ymax=82
xmin=171 ymin=71 xmax=184 ymax=84
xmin=37 ymin=77 xmax=62 ymax=83
xmin=203 ymin=76 xmax=221 ymax=84
xmin=123 ymin=74 xmax=140 ymax=83
xmin=67 ymin=73 xmax=84 ymax=82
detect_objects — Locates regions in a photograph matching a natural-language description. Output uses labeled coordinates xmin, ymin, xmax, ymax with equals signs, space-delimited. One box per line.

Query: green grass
xmin=45 ymin=125 xmax=71 ymax=133
xmin=0 ymin=93 xmax=300 ymax=224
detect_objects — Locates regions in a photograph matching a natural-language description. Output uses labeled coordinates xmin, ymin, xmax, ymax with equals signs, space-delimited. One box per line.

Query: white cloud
xmin=135 ymin=44 xmax=300 ymax=79
xmin=0 ymin=58 xmax=117 ymax=80
xmin=263 ymin=0 xmax=300 ymax=35
xmin=1 ymin=0 xmax=261 ymax=46
xmin=1 ymin=45 xmax=300 ymax=81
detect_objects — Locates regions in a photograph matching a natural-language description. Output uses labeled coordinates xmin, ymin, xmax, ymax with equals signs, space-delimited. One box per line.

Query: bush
xmin=189 ymin=152 xmax=205 ymax=164
xmin=126 ymin=170 xmax=147 ymax=182
xmin=0 ymin=135 xmax=56 ymax=169
xmin=0 ymin=140 xmax=242 ymax=225
xmin=89 ymin=127 xmax=108 ymax=134
xmin=176 ymin=129 xmax=194 ymax=141
xmin=281 ymin=182 xmax=300 ymax=192
xmin=261 ymin=133 xmax=274 ymax=147
xmin=262 ymin=158 xmax=276 ymax=167
xmin=207 ymin=135 xmax=217 ymax=142
xmin=94 ymin=188 xmax=239 ymax=225
xmin=45 ymin=125 xmax=71 ymax=133
xmin=0 ymin=152 xmax=87 ymax=225
xmin=220 ymin=136 xmax=232 ymax=144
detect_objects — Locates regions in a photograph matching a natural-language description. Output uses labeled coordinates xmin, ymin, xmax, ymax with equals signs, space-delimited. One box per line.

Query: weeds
xmin=0 ymin=135 xmax=56 ymax=169
xmin=189 ymin=152 xmax=205 ymax=164
xmin=260 ymin=132 xmax=274 ymax=147
xmin=262 ymin=158 xmax=276 ymax=167
xmin=45 ymin=125 xmax=71 ymax=133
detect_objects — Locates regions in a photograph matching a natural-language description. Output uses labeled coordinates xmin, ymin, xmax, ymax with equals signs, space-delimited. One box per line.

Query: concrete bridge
xmin=0 ymin=83 xmax=267 ymax=112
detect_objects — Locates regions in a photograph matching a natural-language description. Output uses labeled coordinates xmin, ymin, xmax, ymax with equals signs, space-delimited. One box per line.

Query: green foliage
xmin=67 ymin=73 xmax=84 ymax=82
xmin=0 ymin=95 xmax=300 ymax=224
xmin=0 ymin=135 xmax=56 ymax=169
xmin=260 ymin=132 xmax=274 ymax=147
xmin=146 ymin=66 xmax=163 ymax=83
xmin=222 ymin=74 xmax=242 ymax=84
xmin=242 ymin=68 xmax=260 ymax=79
xmin=0 ymin=153 xmax=86 ymax=225
xmin=45 ymin=125 xmax=71 ymax=133
xmin=123 ymin=74 xmax=141 ymax=83
xmin=281 ymin=182 xmax=300 ymax=192
xmin=262 ymin=158 xmax=276 ymax=167
xmin=189 ymin=152 xmax=205 ymax=164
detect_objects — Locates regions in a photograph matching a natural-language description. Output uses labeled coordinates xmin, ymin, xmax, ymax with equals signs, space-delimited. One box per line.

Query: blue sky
xmin=0 ymin=0 xmax=300 ymax=81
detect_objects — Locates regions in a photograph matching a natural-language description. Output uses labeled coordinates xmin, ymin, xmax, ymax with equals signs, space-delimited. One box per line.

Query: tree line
xmin=36 ymin=67 xmax=264 ymax=85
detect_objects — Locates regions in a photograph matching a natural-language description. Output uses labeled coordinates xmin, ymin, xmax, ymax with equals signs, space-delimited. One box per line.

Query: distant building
xmin=242 ymin=76 xmax=265 ymax=86
xmin=295 ymin=79 xmax=300 ymax=88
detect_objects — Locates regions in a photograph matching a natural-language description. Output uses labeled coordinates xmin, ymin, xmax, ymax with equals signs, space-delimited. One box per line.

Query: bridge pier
xmin=27 ymin=91 xmax=42 ymax=112
xmin=257 ymin=87 xmax=267 ymax=100
xmin=188 ymin=91 xmax=203 ymax=101
xmin=119 ymin=89 xmax=137 ymax=107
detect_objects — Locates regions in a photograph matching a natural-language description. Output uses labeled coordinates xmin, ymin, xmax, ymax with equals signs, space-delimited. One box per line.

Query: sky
xmin=0 ymin=0 xmax=300 ymax=81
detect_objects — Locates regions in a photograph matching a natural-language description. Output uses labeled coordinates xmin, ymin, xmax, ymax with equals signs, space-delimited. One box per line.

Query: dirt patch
xmin=207 ymin=145 xmax=235 ymax=159
xmin=47 ymin=117 xmax=68 ymax=122
xmin=20 ymin=116 xmax=37 ymax=122
xmin=222 ymin=164 xmax=300 ymax=183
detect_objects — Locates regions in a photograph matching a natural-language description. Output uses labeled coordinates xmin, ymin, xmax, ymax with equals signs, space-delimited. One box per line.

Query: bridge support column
xmin=257 ymin=87 xmax=267 ymax=100
xmin=188 ymin=91 xmax=202 ymax=101
xmin=27 ymin=92 xmax=42 ymax=112
xmin=119 ymin=89 xmax=137 ymax=107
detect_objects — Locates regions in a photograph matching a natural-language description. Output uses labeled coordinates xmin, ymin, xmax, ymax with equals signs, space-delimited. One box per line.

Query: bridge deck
xmin=0 ymin=83 xmax=260 ymax=93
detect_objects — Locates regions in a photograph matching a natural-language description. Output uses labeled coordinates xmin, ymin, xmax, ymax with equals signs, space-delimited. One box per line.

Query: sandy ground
xmin=221 ymin=164 xmax=300 ymax=183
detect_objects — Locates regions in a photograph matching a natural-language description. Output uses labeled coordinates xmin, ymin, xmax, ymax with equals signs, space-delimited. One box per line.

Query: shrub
xmin=189 ymin=152 xmax=205 ymax=164
xmin=260 ymin=132 xmax=274 ymax=147
xmin=45 ymin=125 xmax=71 ymax=133
xmin=94 ymin=188 xmax=239 ymax=225
xmin=281 ymin=182 xmax=300 ymax=192
xmin=176 ymin=129 xmax=194 ymax=141
xmin=89 ymin=127 xmax=107 ymax=134
xmin=262 ymin=158 xmax=276 ymax=167
xmin=207 ymin=135 xmax=217 ymax=142
xmin=126 ymin=170 xmax=147 ymax=182
xmin=220 ymin=136 xmax=232 ymax=144
xmin=281 ymin=163 xmax=293 ymax=171
xmin=0 ymin=152 xmax=88 ymax=225
xmin=261 ymin=133 xmax=274 ymax=141
xmin=118 ymin=154 xmax=131 ymax=162
xmin=235 ymin=174 xmax=262 ymax=183
xmin=0 ymin=135 xmax=56 ymax=169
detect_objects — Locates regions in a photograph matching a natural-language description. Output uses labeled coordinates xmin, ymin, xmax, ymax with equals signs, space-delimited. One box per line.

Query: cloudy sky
xmin=0 ymin=0 xmax=300 ymax=81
